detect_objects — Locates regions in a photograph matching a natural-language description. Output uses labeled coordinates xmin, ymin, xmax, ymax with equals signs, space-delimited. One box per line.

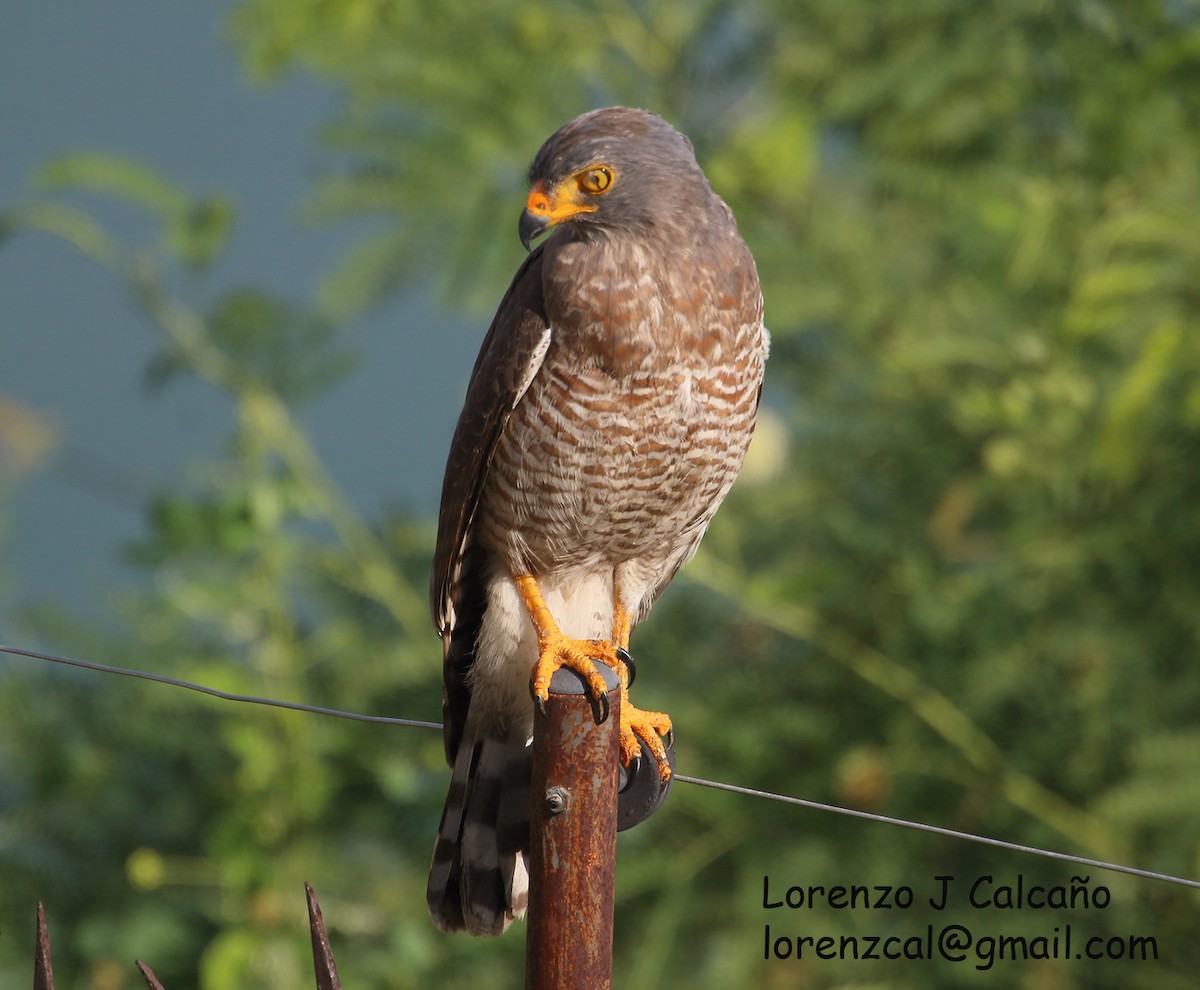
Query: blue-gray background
xmin=1 ymin=1 xmax=469 ymax=634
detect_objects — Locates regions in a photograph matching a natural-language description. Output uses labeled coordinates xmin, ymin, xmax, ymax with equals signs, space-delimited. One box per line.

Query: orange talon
xmin=516 ymin=574 xmax=616 ymax=722
xmin=528 ymin=631 xmax=615 ymax=722
xmin=618 ymin=699 xmax=673 ymax=781
xmin=514 ymin=573 xmax=674 ymax=779
xmin=612 ymin=640 xmax=673 ymax=783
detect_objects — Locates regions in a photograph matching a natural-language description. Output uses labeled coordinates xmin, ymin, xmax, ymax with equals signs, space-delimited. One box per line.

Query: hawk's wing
xmin=430 ymin=245 xmax=552 ymax=764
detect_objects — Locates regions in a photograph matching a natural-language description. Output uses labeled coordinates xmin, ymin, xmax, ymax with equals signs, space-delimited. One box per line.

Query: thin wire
xmin=0 ymin=644 xmax=441 ymax=730
xmin=4 ymin=642 xmax=1199 ymax=892
xmin=673 ymin=774 xmax=1200 ymax=891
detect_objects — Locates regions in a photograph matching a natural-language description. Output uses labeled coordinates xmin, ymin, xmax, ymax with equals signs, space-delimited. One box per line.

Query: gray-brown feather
xmin=427 ymin=107 xmax=767 ymax=936
xmin=431 ymin=248 xmax=552 ymax=765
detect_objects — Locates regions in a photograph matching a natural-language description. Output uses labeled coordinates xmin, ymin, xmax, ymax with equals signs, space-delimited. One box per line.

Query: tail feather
xmin=428 ymin=721 xmax=532 ymax=935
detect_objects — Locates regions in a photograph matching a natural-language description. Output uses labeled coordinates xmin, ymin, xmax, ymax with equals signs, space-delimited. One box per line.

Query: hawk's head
xmin=518 ymin=107 xmax=712 ymax=251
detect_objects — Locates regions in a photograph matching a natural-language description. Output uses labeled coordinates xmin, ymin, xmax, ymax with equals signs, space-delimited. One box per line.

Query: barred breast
xmin=476 ymin=224 xmax=766 ymax=604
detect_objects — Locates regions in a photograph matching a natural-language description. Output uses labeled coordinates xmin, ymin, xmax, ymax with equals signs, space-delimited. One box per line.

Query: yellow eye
xmin=578 ymin=166 xmax=614 ymax=195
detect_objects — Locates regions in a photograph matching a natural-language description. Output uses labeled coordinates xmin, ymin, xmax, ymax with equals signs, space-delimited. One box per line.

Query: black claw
xmin=593 ymin=688 xmax=610 ymax=726
xmin=615 ymin=647 xmax=636 ymax=687
xmin=529 ymin=679 xmax=548 ymax=718
xmin=616 ymin=730 xmax=676 ymax=831
xmin=530 ymin=661 xmax=615 ymax=724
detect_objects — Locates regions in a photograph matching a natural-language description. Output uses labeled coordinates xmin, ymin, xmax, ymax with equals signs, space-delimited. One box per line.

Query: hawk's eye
xmin=578 ymin=166 xmax=614 ymax=195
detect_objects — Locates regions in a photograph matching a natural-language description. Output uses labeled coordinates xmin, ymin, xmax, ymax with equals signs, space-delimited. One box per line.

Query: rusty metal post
xmin=35 ymin=903 xmax=54 ymax=990
xmin=135 ymin=961 xmax=167 ymax=989
xmin=305 ymin=882 xmax=343 ymax=990
xmin=525 ymin=662 xmax=621 ymax=990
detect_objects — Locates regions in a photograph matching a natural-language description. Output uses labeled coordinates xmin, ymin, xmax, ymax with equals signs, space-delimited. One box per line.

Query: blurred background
xmin=2 ymin=1 xmax=1199 ymax=987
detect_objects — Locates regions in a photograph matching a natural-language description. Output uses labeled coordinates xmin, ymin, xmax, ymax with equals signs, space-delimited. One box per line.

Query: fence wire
xmin=3 ymin=641 xmax=1198 ymax=893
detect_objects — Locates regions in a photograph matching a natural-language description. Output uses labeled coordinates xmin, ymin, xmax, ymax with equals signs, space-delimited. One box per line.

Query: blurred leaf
xmin=0 ymin=200 xmax=122 ymax=265
xmin=0 ymin=397 xmax=60 ymax=478
xmin=167 ymin=197 xmax=236 ymax=269
xmin=144 ymin=288 xmax=355 ymax=402
xmin=35 ymin=152 xmax=234 ymax=269
xmin=37 ymin=152 xmax=192 ymax=216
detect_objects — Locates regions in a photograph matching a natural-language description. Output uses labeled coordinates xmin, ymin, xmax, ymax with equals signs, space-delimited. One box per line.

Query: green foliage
xmin=37 ymin=151 xmax=234 ymax=268
xmin=4 ymin=0 xmax=1200 ymax=987
xmin=228 ymin=0 xmax=775 ymax=318
xmin=144 ymin=288 xmax=356 ymax=402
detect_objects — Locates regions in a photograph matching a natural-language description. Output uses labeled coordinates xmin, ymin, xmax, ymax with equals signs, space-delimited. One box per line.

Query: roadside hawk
xmin=427 ymin=106 xmax=768 ymax=935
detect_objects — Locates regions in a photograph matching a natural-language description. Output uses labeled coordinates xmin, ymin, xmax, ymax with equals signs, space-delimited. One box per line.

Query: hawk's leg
xmin=515 ymin=574 xmax=673 ymax=781
xmin=516 ymin=574 xmax=617 ymax=723
xmin=610 ymin=602 xmax=674 ymax=783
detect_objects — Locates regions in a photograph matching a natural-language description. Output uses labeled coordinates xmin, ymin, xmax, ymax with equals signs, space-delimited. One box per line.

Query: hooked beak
xmin=519 ymin=206 xmax=551 ymax=252
xmin=518 ymin=178 xmax=596 ymax=252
